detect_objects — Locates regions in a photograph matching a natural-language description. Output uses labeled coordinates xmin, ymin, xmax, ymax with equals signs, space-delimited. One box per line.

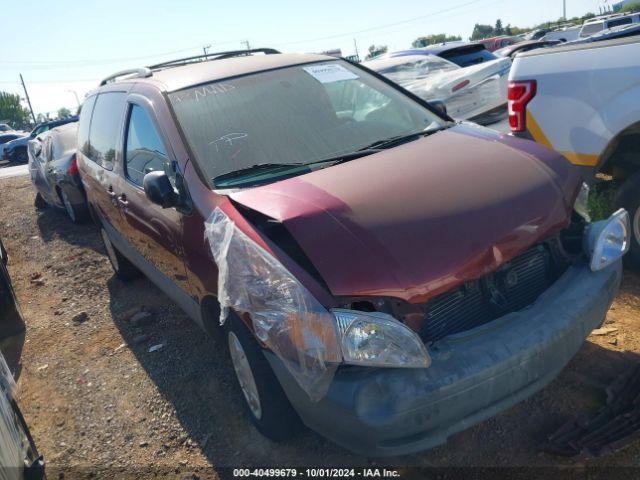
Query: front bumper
xmin=266 ymin=260 xmax=622 ymax=457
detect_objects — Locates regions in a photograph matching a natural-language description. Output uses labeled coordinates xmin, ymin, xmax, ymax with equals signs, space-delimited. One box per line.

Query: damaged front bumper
xmin=265 ymin=259 xmax=622 ymax=457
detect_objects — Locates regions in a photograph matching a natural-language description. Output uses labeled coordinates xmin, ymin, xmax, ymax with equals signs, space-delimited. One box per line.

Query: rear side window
xmin=86 ymin=92 xmax=126 ymax=170
xmin=439 ymin=46 xmax=496 ymax=67
xmin=77 ymin=95 xmax=97 ymax=159
xmin=608 ymin=17 xmax=632 ymax=28
xmin=124 ymin=105 xmax=170 ymax=187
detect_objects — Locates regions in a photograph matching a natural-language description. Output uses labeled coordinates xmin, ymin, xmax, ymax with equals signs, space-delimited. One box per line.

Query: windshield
xmin=169 ymin=60 xmax=446 ymax=188
xmin=439 ymin=46 xmax=496 ymax=67
xmin=366 ymin=55 xmax=458 ymax=83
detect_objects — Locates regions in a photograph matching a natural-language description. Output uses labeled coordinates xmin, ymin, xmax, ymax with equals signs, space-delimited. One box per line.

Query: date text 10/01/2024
xmin=232 ymin=468 xmax=401 ymax=478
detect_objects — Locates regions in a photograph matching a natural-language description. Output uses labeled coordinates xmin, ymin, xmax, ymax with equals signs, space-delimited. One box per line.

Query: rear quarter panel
xmin=510 ymin=40 xmax=640 ymax=168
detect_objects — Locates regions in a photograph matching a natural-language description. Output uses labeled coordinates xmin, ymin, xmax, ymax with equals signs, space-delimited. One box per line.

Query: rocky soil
xmin=2 ymin=175 xmax=640 ymax=478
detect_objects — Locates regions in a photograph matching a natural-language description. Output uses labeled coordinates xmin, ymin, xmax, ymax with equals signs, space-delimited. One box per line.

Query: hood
xmin=5 ymin=136 xmax=29 ymax=150
xmin=230 ymin=123 xmax=581 ymax=304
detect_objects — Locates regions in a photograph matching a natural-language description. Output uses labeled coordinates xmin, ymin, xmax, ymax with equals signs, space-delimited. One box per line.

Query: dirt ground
xmin=2 ymin=174 xmax=640 ymax=477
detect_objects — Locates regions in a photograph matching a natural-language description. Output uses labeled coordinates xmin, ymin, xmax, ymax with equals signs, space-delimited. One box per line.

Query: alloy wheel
xmin=228 ymin=331 xmax=262 ymax=420
xmin=61 ymin=190 xmax=76 ymax=222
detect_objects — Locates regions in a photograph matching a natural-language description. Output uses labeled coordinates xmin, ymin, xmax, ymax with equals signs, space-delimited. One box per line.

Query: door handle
xmin=117 ymin=194 xmax=129 ymax=207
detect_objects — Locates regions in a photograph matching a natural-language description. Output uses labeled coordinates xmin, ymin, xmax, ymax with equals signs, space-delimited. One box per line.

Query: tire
xmin=100 ymin=227 xmax=140 ymax=280
xmin=616 ymin=172 xmax=640 ymax=269
xmin=59 ymin=188 xmax=89 ymax=224
xmin=15 ymin=148 xmax=28 ymax=164
xmin=225 ymin=312 xmax=302 ymax=441
xmin=34 ymin=193 xmax=47 ymax=210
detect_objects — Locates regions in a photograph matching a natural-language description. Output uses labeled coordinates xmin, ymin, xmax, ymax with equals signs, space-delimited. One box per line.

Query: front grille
xmin=421 ymin=244 xmax=561 ymax=343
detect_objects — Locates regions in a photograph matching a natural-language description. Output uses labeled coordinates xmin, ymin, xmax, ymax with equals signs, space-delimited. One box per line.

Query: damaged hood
xmin=229 ymin=123 xmax=581 ymax=304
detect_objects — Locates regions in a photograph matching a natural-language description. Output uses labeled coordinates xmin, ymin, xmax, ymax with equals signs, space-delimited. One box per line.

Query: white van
xmin=579 ymin=13 xmax=640 ymax=38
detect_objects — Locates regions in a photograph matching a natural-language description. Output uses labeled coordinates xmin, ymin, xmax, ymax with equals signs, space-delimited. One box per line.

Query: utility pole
xmin=203 ymin=44 xmax=211 ymax=57
xmin=19 ymin=74 xmax=36 ymax=124
xmin=353 ymin=38 xmax=360 ymax=62
xmin=563 ymin=0 xmax=566 ymax=20
xmin=242 ymin=40 xmax=251 ymax=50
xmin=68 ymin=90 xmax=80 ymax=108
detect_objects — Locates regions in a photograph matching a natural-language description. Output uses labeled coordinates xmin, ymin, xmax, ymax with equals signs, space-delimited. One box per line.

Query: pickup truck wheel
xmin=616 ymin=173 xmax=640 ymax=268
xmin=225 ymin=313 xmax=302 ymax=441
xmin=100 ymin=227 xmax=140 ymax=280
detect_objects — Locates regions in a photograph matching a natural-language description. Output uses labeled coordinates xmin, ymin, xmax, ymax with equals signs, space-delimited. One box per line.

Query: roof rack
xmin=99 ymin=67 xmax=152 ymax=86
xmin=148 ymin=48 xmax=281 ymax=70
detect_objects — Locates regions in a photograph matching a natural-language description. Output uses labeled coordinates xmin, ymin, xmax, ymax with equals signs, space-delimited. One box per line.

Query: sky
xmin=1 ymin=0 xmax=606 ymax=117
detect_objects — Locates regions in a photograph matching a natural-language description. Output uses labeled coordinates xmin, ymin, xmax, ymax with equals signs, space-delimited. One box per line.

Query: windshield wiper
xmin=304 ymin=148 xmax=382 ymax=167
xmin=213 ymin=162 xmax=305 ymax=187
xmin=360 ymin=126 xmax=447 ymax=151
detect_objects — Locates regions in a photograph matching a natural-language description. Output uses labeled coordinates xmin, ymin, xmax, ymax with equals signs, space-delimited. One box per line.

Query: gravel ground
xmin=2 ymin=175 xmax=640 ymax=478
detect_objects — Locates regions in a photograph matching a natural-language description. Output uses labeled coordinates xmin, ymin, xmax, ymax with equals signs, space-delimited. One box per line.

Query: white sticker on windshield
xmin=302 ymin=64 xmax=359 ymax=83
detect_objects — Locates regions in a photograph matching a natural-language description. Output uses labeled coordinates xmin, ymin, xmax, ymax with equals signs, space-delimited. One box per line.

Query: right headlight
xmin=332 ymin=309 xmax=431 ymax=368
xmin=584 ymin=208 xmax=630 ymax=271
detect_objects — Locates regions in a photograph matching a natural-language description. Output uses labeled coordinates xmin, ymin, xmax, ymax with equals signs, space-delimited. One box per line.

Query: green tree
xmin=620 ymin=2 xmax=640 ymax=13
xmin=470 ymin=23 xmax=495 ymax=40
xmin=411 ymin=33 xmax=462 ymax=48
xmin=365 ymin=44 xmax=388 ymax=60
xmin=494 ymin=19 xmax=504 ymax=36
xmin=57 ymin=107 xmax=71 ymax=118
xmin=0 ymin=92 xmax=31 ymax=130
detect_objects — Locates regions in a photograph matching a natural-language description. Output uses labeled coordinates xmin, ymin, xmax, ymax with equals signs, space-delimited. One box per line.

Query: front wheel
xmin=225 ymin=313 xmax=302 ymax=441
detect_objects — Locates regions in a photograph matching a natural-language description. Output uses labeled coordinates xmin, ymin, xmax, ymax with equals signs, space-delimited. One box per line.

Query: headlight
xmin=584 ymin=208 xmax=630 ymax=271
xmin=574 ymin=182 xmax=590 ymax=222
xmin=332 ymin=309 xmax=431 ymax=368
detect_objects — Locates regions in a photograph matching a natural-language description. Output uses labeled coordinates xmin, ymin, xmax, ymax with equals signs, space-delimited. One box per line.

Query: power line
xmin=272 ymin=0 xmax=492 ymax=46
xmin=0 ymin=39 xmax=248 ymax=67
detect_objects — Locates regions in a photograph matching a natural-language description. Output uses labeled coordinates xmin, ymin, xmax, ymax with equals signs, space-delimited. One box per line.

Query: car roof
xmin=96 ymin=52 xmax=334 ymax=93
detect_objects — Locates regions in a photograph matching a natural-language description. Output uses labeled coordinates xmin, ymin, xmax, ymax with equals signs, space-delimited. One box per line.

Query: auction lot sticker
xmin=302 ymin=63 xmax=359 ymax=83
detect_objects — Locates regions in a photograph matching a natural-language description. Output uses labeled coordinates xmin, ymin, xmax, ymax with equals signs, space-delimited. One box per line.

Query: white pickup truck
xmin=508 ymin=37 xmax=640 ymax=265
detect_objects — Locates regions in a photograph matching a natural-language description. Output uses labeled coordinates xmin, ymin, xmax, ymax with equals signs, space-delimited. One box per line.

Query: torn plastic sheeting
xmin=0 ymin=352 xmax=26 ymax=480
xmin=205 ymin=208 xmax=342 ymax=401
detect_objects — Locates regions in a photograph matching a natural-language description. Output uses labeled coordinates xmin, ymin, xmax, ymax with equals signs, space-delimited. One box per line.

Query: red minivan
xmin=77 ymin=49 xmax=628 ymax=456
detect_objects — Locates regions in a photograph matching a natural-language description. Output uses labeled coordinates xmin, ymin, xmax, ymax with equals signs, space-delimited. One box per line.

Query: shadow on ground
xmin=35 ymin=206 xmax=102 ymax=253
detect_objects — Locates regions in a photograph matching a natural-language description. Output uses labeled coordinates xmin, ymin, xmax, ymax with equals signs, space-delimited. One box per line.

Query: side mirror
xmin=143 ymin=171 xmax=178 ymax=208
xmin=430 ymin=100 xmax=448 ymax=116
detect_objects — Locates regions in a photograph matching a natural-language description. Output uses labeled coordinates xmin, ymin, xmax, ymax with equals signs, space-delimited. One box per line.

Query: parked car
xmin=0 ymin=133 xmax=26 ymax=161
xmin=364 ymin=51 xmax=510 ymax=124
xmin=570 ymin=23 xmax=640 ymax=44
xmin=0 ymin=123 xmax=14 ymax=132
xmin=495 ymin=39 xmax=561 ymax=59
xmin=0 ymin=234 xmax=25 ymax=375
xmin=541 ymin=25 xmax=581 ymax=42
xmin=382 ymin=42 xmax=499 ymax=67
xmin=2 ymin=116 xmax=78 ymax=164
xmin=478 ymin=35 xmax=517 ymax=52
xmin=579 ymin=12 xmax=640 ymax=38
xmin=508 ymin=36 xmax=640 ymax=266
xmin=79 ymin=49 xmax=627 ymax=456
xmin=27 ymin=122 xmax=88 ymax=223
xmin=0 ymin=234 xmax=45 ymax=480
